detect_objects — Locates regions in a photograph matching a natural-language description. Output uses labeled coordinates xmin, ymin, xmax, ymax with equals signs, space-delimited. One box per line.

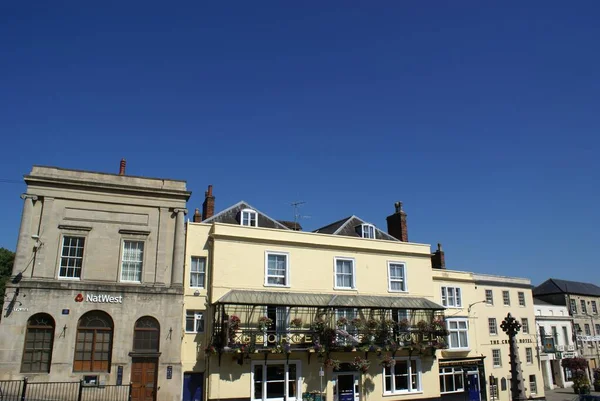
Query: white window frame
xmin=521 ymin=318 xmax=529 ymax=334
xmin=529 ymin=375 xmax=537 ymax=395
xmin=502 ymin=291 xmax=510 ymax=306
xmin=525 ymin=347 xmax=533 ymax=364
xmin=439 ymin=367 xmax=465 ymax=394
xmin=441 ymin=286 xmax=462 ymax=308
xmin=120 ymin=240 xmax=144 ymax=283
xmin=446 ymin=318 xmax=469 ymax=350
xmin=570 ymin=299 xmax=577 ymax=314
xmin=518 ymin=292 xmax=526 ymax=307
xmin=387 ymin=261 xmax=407 ymax=292
xmin=185 ymin=310 xmax=204 ymax=333
xmin=334 ymin=257 xmax=356 ymax=290
xmin=190 ymin=256 xmax=206 ymax=289
xmin=251 ymin=360 xmax=301 ymax=401
xmin=382 ymin=357 xmax=422 ymax=395
xmin=492 ymin=349 xmax=502 ymax=367
xmin=485 ymin=289 xmax=493 ymax=305
xmin=488 ymin=318 xmax=498 ymax=336
xmin=58 ymin=235 xmax=86 ymax=280
xmin=241 ymin=208 xmax=258 ymax=227
xmin=264 ymin=251 xmax=290 ymax=287
xmin=360 ymin=224 xmax=375 ymax=239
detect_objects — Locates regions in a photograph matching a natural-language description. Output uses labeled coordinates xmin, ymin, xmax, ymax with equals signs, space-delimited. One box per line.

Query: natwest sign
xmin=75 ymin=293 xmax=123 ymax=304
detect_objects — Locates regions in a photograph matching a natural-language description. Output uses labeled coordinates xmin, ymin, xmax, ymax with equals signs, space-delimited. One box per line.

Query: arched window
xmin=133 ymin=316 xmax=160 ymax=352
xmin=74 ymin=310 xmax=113 ymax=372
xmin=21 ymin=313 xmax=55 ymax=373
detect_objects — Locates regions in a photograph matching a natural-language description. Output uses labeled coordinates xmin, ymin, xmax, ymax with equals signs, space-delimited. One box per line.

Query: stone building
xmin=0 ymin=162 xmax=190 ymax=401
xmin=533 ymin=299 xmax=575 ymax=389
xmin=533 ymin=278 xmax=600 ymax=373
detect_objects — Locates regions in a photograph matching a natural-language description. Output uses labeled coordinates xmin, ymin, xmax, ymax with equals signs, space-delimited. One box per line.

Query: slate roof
xmin=202 ymin=201 xmax=290 ymax=230
xmin=277 ymin=220 xmax=302 ymax=231
xmin=313 ymin=215 xmax=397 ymax=241
xmin=533 ymin=278 xmax=600 ymax=297
xmin=216 ymin=289 xmax=444 ymax=310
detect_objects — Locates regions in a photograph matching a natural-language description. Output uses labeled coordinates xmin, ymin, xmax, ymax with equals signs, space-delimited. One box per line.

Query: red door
xmin=131 ymin=358 xmax=158 ymax=401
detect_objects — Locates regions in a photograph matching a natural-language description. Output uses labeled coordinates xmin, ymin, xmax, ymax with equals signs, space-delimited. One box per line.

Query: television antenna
xmin=291 ymin=201 xmax=310 ymax=229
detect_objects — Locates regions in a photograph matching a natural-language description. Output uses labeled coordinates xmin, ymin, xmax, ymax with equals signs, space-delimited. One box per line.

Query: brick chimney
xmin=431 ymin=243 xmax=445 ymax=269
xmin=119 ymin=158 xmax=126 ymax=175
xmin=202 ymin=185 xmax=215 ymax=221
xmin=192 ymin=208 xmax=202 ymax=223
xmin=386 ymin=201 xmax=408 ymax=242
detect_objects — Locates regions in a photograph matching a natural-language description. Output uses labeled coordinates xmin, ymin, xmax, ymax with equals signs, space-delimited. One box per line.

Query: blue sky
xmin=1 ymin=2 xmax=599 ymax=286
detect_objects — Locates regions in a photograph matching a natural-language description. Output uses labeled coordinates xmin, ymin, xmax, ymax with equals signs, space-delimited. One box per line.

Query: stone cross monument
xmin=500 ymin=313 xmax=527 ymax=401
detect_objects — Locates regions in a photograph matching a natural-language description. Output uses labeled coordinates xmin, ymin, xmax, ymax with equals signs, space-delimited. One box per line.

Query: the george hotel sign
xmin=75 ymin=293 xmax=123 ymax=304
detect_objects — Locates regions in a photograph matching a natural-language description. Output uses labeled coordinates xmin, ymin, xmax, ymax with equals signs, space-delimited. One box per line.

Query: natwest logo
xmin=74 ymin=293 xmax=123 ymax=304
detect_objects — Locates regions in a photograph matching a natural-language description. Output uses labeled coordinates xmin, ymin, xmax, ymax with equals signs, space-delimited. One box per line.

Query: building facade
xmin=533 ymin=299 xmax=575 ymax=389
xmin=0 ymin=164 xmax=190 ymax=401
xmin=183 ymin=196 xmax=449 ymax=401
xmin=533 ymin=279 xmax=600 ymax=374
xmin=432 ymin=267 xmax=545 ymax=401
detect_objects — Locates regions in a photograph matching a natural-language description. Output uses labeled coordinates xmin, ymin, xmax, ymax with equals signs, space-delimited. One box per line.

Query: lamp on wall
xmin=194 ymin=290 xmax=200 ymax=296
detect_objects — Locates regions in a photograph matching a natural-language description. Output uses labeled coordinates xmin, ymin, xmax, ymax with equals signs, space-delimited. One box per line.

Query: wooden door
xmin=131 ymin=357 xmax=158 ymax=401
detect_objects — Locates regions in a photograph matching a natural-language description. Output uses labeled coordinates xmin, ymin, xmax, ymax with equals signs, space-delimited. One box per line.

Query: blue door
xmin=183 ymin=372 xmax=203 ymax=401
xmin=467 ymin=374 xmax=480 ymax=401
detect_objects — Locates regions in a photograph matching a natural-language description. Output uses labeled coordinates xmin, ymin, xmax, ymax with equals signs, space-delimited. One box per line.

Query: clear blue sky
xmin=1 ymin=2 xmax=599 ymax=286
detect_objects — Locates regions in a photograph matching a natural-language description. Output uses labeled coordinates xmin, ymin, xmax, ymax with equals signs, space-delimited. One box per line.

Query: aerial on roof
xmin=533 ymin=278 xmax=600 ymax=297
xmin=313 ymin=215 xmax=398 ymax=242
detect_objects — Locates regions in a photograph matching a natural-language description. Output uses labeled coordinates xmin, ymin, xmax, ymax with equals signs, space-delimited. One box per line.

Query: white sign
xmin=86 ymin=294 xmax=123 ymax=304
xmin=577 ymin=335 xmax=600 ymax=342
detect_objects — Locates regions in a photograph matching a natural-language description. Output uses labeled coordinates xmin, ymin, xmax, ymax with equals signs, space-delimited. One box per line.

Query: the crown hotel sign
xmin=75 ymin=293 xmax=123 ymax=304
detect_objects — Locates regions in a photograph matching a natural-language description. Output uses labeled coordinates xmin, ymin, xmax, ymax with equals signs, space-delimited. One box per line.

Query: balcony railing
xmin=207 ymin=304 xmax=448 ymax=357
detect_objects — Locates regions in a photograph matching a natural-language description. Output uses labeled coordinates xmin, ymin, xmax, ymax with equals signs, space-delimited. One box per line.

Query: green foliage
xmin=0 ymin=248 xmax=15 ymax=316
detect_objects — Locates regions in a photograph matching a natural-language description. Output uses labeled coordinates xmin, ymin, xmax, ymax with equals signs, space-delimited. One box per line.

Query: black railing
xmin=0 ymin=379 xmax=131 ymax=401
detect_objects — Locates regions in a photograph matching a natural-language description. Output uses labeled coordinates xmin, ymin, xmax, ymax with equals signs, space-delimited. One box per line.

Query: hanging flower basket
xmin=398 ymin=318 xmax=410 ymax=331
xmin=379 ymin=355 xmax=396 ymax=368
xmin=351 ymin=318 xmax=364 ymax=329
xmin=324 ymin=358 xmax=341 ymax=371
xmin=204 ymin=345 xmax=218 ymax=355
xmin=336 ymin=317 xmax=348 ymax=327
xmin=258 ymin=316 xmax=273 ymax=331
xmin=351 ymin=357 xmax=371 ymax=374
xmin=290 ymin=317 xmax=303 ymax=328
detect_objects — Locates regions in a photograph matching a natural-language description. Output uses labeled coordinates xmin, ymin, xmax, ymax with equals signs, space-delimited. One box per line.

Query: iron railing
xmin=0 ymin=379 xmax=131 ymax=401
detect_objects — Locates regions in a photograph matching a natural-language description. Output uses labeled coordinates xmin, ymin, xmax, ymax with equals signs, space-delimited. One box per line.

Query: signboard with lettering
xmin=75 ymin=293 xmax=123 ymax=304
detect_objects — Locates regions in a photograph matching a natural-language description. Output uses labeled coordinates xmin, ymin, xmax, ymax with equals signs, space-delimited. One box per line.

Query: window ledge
xmin=264 ymin=284 xmax=291 ymax=289
xmin=446 ymin=348 xmax=471 ymax=352
xmin=383 ymin=391 xmax=423 ymax=397
xmin=334 ymin=287 xmax=358 ymax=291
xmin=388 ymin=290 xmax=408 ymax=294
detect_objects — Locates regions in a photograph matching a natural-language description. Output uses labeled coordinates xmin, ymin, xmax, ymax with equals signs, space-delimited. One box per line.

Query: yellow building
xmin=182 ymin=192 xmax=448 ymax=401
xmin=432 ymin=264 xmax=545 ymax=401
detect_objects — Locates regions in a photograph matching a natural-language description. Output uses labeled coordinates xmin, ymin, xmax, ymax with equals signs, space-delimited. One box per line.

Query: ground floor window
xmin=383 ymin=358 xmax=421 ymax=394
xmin=529 ymin=375 xmax=537 ymax=395
xmin=564 ymin=367 xmax=573 ymax=381
xmin=439 ymin=367 xmax=464 ymax=394
xmin=252 ymin=361 xmax=300 ymax=401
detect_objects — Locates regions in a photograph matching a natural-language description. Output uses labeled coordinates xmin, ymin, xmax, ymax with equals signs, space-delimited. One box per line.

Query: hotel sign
xmin=75 ymin=293 xmax=123 ymax=304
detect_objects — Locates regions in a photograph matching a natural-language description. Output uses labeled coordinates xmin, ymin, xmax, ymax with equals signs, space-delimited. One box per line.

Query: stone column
xmin=13 ymin=194 xmax=38 ymax=276
xmin=171 ymin=208 xmax=187 ymax=287
xmin=543 ymin=359 xmax=554 ymax=389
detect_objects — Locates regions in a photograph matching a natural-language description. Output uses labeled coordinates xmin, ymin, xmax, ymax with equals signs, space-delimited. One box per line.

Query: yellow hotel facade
xmin=181 ymin=187 xmax=544 ymax=401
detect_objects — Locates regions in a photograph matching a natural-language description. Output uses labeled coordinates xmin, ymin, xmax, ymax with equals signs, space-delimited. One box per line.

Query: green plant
xmin=336 ymin=317 xmax=348 ymax=327
xmin=290 ymin=317 xmax=303 ymax=328
xmin=324 ymin=358 xmax=341 ymax=370
xmin=572 ymin=370 xmax=590 ymax=394
xmin=351 ymin=357 xmax=371 ymax=374
xmin=379 ymin=354 xmax=396 ymax=368
xmin=258 ymin=316 xmax=273 ymax=331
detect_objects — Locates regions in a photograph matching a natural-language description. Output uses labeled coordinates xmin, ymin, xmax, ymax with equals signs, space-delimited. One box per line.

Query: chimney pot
xmin=193 ymin=208 xmax=202 ymax=223
xmin=386 ymin=201 xmax=408 ymax=242
xmin=119 ymin=158 xmax=126 ymax=175
xmin=432 ymin=243 xmax=446 ymax=269
xmin=202 ymin=185 xmax=215 ymax=221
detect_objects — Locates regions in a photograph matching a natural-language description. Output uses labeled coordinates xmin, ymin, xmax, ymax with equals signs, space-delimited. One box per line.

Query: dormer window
xmin=241 ymin=209 xmax=258 ymax=227
xmin=358 ymin=224 xmax=375 ymax=239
